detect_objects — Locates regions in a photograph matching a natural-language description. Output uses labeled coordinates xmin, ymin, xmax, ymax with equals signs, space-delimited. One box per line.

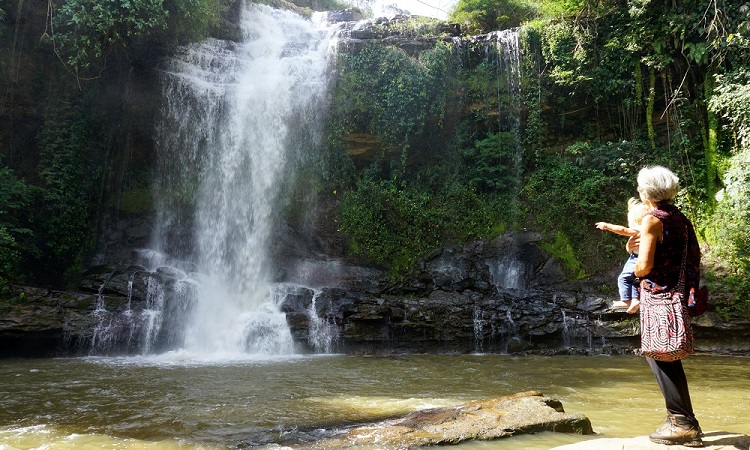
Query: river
xmin=1 ymin=354 xmax=748 ymax=449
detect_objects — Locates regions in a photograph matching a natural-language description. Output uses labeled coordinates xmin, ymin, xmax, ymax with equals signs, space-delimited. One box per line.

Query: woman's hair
xmin=627 ymin=197 xmax=650 ymax=228
xmin=637 ymin=166 xmax=680 ymax=203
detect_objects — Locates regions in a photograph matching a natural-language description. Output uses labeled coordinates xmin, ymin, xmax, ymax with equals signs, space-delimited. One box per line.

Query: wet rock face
xmin=276 ymin=233 xmax=750 ymax=355
xmin=324 ymin=9 xmax=363 ymax=23
xmin=3 ymin=232 xmax=750 ymax=357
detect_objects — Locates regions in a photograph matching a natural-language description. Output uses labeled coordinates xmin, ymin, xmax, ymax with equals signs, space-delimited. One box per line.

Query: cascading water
xmin=496 ymin=29 xmax=522 ymax=212
xmin=149 ymin=2 xmax=339 ymax=356
xmin=495 ymin=29 xmax=521 ymax=151
xmin=484 ymin=29 xmax=524 ymax=290
xmin=472 ymin=306 xmax=486 ymax=353
xmin=306 ymin=291 xmax=338 ymax=353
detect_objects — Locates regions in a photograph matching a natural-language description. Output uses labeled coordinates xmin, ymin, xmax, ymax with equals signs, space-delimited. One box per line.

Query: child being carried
xmin=596 ymin=198 xmax=651 ymax=313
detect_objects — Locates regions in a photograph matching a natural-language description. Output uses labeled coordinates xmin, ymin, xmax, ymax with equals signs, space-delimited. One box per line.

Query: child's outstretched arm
xmin=595 ymin=222 xmax=639 ymax=237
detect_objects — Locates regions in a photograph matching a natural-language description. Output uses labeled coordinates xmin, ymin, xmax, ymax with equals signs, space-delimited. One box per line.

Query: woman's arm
xmin=595 ymin=222 xmax=639 ymax=237
xmin=634 ymin=214 xmax=662 ymax=278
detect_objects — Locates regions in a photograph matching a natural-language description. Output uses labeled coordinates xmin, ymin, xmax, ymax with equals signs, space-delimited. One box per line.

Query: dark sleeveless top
xmin=644 ymin=204 xmax=701 ymax=294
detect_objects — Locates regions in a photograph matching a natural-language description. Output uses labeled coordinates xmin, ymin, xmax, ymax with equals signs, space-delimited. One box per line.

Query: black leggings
xmin=647 ymin=357 xmax=700 ymax=427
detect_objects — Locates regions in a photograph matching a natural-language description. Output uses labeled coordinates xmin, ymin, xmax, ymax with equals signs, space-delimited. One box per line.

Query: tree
xmin=450 ymin=0 xmax=538 ymax=34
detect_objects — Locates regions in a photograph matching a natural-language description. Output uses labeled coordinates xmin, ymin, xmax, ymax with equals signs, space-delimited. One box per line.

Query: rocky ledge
xmin=292 ymin=391 xmax=592 ymax=448
xmin=551 ymin=432 xmax=750 ymax=449
xmin=3 ymin=233 xmax=750 ymax=357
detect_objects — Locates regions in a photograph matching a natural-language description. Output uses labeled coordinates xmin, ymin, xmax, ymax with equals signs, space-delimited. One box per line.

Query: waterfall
xmin=307 ymin=291 xmax=338 ymax=353
xmin=561 ymin=310 xmax=594 ymax=349
xmin=151 ymin=3 xmax=338 ymax=355
xmin=473 ymin=306 xmax=486 ymax=353
xmin=492 ymin=28 xmax=522 ymax=217
xmin=490 ymin=253 xmax=524 ymax=290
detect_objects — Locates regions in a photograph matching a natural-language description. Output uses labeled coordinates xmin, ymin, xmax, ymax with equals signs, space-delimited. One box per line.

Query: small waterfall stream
xmin=144 ymin=3 xmax=339 ymax=356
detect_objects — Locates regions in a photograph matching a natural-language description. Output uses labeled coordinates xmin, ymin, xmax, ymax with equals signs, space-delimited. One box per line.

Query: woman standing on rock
xmin=626 ymin=165 xmax=703 ymax=447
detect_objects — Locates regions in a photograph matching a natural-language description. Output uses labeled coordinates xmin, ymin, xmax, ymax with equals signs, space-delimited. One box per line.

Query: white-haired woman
xmin=626 ymin=165 xmax=703 ymax=447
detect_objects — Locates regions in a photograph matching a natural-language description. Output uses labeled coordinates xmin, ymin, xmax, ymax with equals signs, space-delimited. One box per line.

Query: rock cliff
xmin=3 ymin=232 xmax=749 ymax=357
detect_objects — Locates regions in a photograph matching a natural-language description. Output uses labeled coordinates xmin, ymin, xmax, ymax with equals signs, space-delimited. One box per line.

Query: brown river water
xmin=1 ymin=354 xmax=748 ymax=449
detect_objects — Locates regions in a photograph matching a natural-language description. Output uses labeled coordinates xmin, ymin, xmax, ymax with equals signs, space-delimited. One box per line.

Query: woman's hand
xmin=626 ymin=234 xmax=639 ymax=253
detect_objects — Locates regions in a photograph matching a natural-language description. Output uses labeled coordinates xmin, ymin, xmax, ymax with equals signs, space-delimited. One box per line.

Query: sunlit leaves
xmin=709 ymin=69 xmax=750 ymax=150
xmin=449 ymin=0 xmax=538 ymax=34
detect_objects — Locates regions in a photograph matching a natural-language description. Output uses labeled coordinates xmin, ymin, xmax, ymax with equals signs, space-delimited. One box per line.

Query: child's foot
xmin=612 ymin=300 xmax=630 ymax=309
xmin=626 ymin=300 xmax=640 ymax=314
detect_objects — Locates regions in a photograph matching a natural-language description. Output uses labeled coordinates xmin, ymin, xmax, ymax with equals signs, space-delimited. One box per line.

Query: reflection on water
xmin=1 ymin=354 xmax=748 ymax=449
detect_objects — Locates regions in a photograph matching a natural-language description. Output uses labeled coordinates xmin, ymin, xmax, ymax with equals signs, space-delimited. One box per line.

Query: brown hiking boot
xmin=649 ymin=414 xmax=703 ymax=447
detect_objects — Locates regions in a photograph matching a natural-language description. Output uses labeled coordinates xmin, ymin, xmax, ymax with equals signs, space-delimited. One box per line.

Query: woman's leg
xmin=647 ymin=357 xmax=699 ymax=427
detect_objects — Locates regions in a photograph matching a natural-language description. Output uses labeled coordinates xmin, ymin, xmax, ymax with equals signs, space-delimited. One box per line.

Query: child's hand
xmin=595 ymin=222 xmax=608 ymax=230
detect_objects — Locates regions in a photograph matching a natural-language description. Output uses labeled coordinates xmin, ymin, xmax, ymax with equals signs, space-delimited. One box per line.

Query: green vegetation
xmin=522 ymin=141 xmax=650 ymax=275
xmin=340 ymin=178 xmax=505 ymax=273
xmin=322 ymin=1 xmax=750 ymax=318
xmin=705 ymin=68 xmax=750 ymax=318
xmin=0 ymin=166 xmax=37 ymax=286
xmin=47 ymin=0 xmax=168 ymax=79
xmin=1 ymin=92 xmax=108 ymax=287
xmin=332 ymin=42 xmax=451 ymax=163
xmin=327 ymin=38 xmax=512 ymax=274
xmin=37 ymin=95 xmax=105 ymax=286
xmin=45 ymin=0 xmax=228 ymax=80
xmin=450 ymin=0 xmax=538 ymax=34
xmin=2 ymin=0 xmax=750 ymax=319
xmin=1 ymin=0 xmax=235 ymax=288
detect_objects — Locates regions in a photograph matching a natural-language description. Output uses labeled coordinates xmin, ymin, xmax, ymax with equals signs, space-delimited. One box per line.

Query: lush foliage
xmin=48 ymin=0 xmax=168 ymax=78
xmin=0 ymin=166 xmax=37 ymax=286
xmin=328 ymin=38 xmax=513 ymax=273
xmin=366 ymin=16 xmax=457 ymax=37
xmin=36 ymin=96 xmax=104 ymax=286
xmin=450 ymin=0 xmax=538 ymax=34
xmin=461 ymin=132 xmax=518 ymax=193
xmin=334 ymin=42 xmax=451 ymax=159
xmin=709 ymin=70 xmax=750 ymax=151
xmin=3 ymin=0 xmax=750 ymax=322
xmin=47 ymin=0 xmax=227 ymax=79
xmin=328 ymin=0 xmax=750 ymax=308
xmin=340 ymin=178 xmax=504 ymax=273
xmin=704 ymin=68 xmax=750 ymax=317
xmin=522 ymin=141 xmax=652 ymax=277
xmin=704 ymin=149 xmax=750 ymax=318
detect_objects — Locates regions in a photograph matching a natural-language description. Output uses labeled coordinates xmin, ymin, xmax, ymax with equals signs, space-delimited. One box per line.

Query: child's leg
xmin=627 ymin=275 xmax=641 ymax=314
xmin=614 ymin=255 xmax=638 ymax=308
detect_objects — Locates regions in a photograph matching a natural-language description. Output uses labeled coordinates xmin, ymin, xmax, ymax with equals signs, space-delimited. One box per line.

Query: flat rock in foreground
xmin=551 ymin=431 xmax=750 ymax=449
xmin=304 ymin=390 xmax=593 ymax=449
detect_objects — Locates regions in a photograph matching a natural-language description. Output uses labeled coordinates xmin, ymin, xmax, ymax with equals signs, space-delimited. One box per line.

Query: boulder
xmin=301 ymin=391 xmax=593 ymax=448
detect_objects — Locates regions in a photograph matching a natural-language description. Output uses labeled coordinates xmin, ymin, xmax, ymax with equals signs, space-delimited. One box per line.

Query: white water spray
xmin=153 ymin=3 xmax=338 ymax=355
